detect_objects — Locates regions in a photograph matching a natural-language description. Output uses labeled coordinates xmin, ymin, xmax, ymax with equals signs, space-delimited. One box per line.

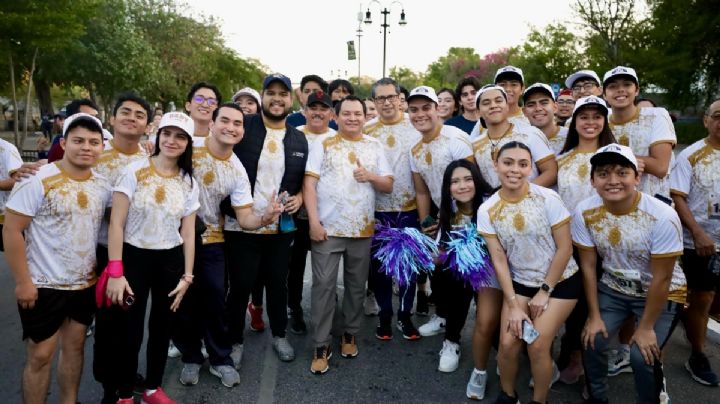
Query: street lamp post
xmin=364 ymin=0 xmax=407 ymax=78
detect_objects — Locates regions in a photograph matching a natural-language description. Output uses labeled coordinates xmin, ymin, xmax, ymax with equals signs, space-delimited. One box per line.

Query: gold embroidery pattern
xmin=424 ymin=151 xmax=432 ymax=165
xmin=155 ymin=185 xmax=166 ymax=204
xmin=608 ymin=226 xmax=622 ymax=246
xmin=267 ymin=139 xmax=278 ymax=154
xmin=77 ymin=191 xmax=88 ymax=209
xmin=386 ymin=135 xmax=396 ymax=148
xmin=618 ymin=134 xmax=629 ymax=146
xmin=203 ymin=171 xmax=215 ymax=186
xmin=348 ymin=151 xmax=357 ymax=164
xmin=512 ymin=213 xmax=525 ymax=231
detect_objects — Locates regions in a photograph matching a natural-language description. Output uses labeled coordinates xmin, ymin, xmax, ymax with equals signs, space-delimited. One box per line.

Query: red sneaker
xmin=247 ymin=302 xmax=265 ymax=332
xmin=116 ymin=399 xmax=134 ymax=404
xmin=141 ymin=387 xmax=175 ymax=404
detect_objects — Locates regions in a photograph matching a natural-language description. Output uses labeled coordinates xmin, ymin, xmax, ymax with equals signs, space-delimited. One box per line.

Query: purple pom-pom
xmin=373 ymin=224 xmax=438 ymax=286
xmin=443 ymin=224 xmax=494 ymax=290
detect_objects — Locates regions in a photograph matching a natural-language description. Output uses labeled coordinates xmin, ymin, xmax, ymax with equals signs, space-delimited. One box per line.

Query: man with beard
xmin=226 ymin=74 xmax=308 ymax=365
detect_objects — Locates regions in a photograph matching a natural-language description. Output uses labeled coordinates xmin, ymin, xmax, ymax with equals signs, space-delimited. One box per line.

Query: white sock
xmin=473 ymin=368 xmax=487 ymax=375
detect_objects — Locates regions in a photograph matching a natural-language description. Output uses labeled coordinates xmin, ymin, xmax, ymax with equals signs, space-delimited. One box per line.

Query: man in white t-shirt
xmin=522 ymin=83 xmax=568 ymax=155
xmin=3 ymin=113 xmax=111 ymax=404
xmin=304 ymin=95 xmax=393 ymax=375
xmin=572 ymin=144 xmax=686 ymax=404
xmin=670 ymin=99 xmax=720 ymax=386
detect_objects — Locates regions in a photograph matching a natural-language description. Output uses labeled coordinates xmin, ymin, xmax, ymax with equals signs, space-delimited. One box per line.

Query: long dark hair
xmin=437 ymin=87 xmax=459 ymax=117
xmin=438 ymin=159 xmax=491 ymax=242
xmin=560 ymin=105 xmax=616 ymax=154
xmin=153 ymin=128 xmax=194 ymax=184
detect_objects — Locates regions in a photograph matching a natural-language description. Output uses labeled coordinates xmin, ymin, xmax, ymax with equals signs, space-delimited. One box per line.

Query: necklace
xmin=489 ymin=123 xmax=514 ymax=160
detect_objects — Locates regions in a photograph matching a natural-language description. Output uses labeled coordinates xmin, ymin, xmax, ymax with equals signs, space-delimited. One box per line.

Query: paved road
xmin=1 ymin=252 xmax=719 ymax=403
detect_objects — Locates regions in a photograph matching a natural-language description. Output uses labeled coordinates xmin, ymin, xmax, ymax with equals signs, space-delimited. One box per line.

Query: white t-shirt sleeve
xmin=5 ymin=177 xmax=43 ymax=217
xmin=650 ymin=108 xmax=677 ymax=146
xmin=305 ymin=140 xmax=324 ymax=177
xmin=113 ymin=165 xmax=138 ymax=198
xmin=230 ymin=166 xmax=254 ymax=208
xmin=408 ymin=145 xmax=419 ymax=173
xmin=571 ymin=204 xmax=595 ymax=248
xmin=3 ymin=144 xmax=23 ymax=175
xmin=528 ymin=131 xmax=555 ymax=164
xmin=450 ymin=136 xmax=474 ymax=160
xmin=650 ymin=208 xmax=683 ymax=256
xmin=476 ymin=204 xmax=496 ymax=237
xmin=669 ymin=149 xmax=691 ymax=195
xmin=183 ymin=180 xmax=200 ymax=217
xmin=544 ymin=189 xmax=571 ymax=228
xmin=469 ymin=121 xmax=482 ymax=142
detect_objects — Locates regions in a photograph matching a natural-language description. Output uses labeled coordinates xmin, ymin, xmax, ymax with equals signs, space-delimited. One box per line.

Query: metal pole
xmin=381 ymin=8 xmax=389 ymax=78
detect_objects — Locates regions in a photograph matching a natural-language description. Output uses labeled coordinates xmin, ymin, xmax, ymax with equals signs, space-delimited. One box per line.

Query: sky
xmin=180 ymin=0 xmax=579 ymax=85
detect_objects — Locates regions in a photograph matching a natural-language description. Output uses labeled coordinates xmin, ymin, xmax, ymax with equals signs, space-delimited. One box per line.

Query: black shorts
xmin=513 ymin=270 xmax=582 ymax=300
xmin=18 ymin=286 xmax=96 ymax=343
xmin=681 ymin=248 xmax=720 ymax=292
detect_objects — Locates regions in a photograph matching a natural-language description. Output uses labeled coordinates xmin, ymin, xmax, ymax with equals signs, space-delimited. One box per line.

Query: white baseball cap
xmin=158 ymin=111 xmax=194 ymax=137
xmin=475 ymin=84 xmax=507 ymax=107
xmin=494 ymin=66 xmax=524 ymax=84
xmin=407 ymin=86 xmax=439 ymax=104
xmin=565 ymin=70 xmax=601 ymax=89
xmin=62 ymin=112 xmax=104 ymax=138
xmin=603 ymin=66 xmax=639 ymax=86
xmin=231 ymin=87 xmax=261 ymax=106
xmin=522 ymin=83 xmax=555 ymax=103
xmin=572 ymin=96 xmax=609 ymax=116
xmin=590 ymin=143 xmax=638 ymax=171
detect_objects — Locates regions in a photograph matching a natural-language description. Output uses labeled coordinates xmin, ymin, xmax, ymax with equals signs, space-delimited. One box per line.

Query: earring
xmin=451 ymin=198 xmax=458 ymax=213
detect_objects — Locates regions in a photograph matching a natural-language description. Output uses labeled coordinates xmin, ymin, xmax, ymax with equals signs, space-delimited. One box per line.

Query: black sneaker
xmin=375 ymin=320 xmax=393 ymax=341
xmin=494 ymin=390 xmax=519 ymax=404
xmin=397 ymin=316 xmax=421 ymax=340
xmin=685 ymin=352 xmax=720 ymax=386
xmin=416 ymin=290 xmax=429 ymax=316
xmin=289 ymin=309 xmax=307 ymax=335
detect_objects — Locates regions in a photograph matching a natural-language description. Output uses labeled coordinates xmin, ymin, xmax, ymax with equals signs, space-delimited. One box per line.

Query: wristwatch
xmin=540 ymin=282 xmax=554 ymax=294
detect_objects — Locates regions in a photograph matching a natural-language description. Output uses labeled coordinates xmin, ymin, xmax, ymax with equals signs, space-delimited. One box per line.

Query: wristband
xmin=106 ymin=260 xmax=124 ymax=278
xmin=181 ymin=274 xmax=194 ymax=284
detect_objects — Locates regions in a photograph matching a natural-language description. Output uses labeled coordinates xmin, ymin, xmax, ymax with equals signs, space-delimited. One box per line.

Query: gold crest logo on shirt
xmin=268 ymin=140 xmax=278 ymax=153
xmin=77 ymin=191 xmax=88 ymax=209
xmin=577 ymin=164 xmax=588 ymax=178
xmin=618 ymin=134 xmax=629 ymax=146
xmin=425 ymin=151 xmax=432 ymax=165
xmin=386 ymin=135 xmax=396 ymax=148
xmin=608 ymin=226 xmax=622 ymax=246
xmin=513 ymin=213 xmax=525 ymax=231
xmin=203 ymin=171 xmax=215 ymax=186
xmin=155 ymin=185 xmax=166 ymax=204
xmin=348 ymin=151 xmax=357 ymax=164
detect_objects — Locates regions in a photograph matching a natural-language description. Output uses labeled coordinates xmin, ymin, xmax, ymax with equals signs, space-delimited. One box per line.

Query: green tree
xmin=510 ymin=23 xmax=585 ymax=86
xmin=424 ymin=47 xmax=482 ymax=89
xmin=389 ymin=66 xmax=425 ymax=91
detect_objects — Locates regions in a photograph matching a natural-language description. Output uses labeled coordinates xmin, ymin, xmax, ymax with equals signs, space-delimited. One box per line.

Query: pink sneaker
xmin=141 ymin=387 xmax=175 ymax=404
xmin=116 ymin=399 xmax=134 ymax=404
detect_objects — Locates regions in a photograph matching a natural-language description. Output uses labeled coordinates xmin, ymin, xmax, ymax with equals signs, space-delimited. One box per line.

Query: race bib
xmin=608 ymin=269 xmax=644 ymax=295
xmin=709 ymin=192 xmax=720 ymax=220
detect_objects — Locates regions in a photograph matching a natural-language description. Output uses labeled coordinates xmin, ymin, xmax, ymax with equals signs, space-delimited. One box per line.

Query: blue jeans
xmin=371 ymin=210 xmax=419 ymax=320
xmin=583 ymin=283 xmax=681 ymax=404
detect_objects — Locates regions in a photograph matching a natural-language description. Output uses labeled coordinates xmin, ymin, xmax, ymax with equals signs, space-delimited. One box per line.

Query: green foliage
xmin=674 ymin=119 xmax=706 ymax=145
xmin=424 ymin=47 xmax=515 ymax=89
xmin=389 ymin=66 xmax=425 ymax=91
xmin=510 ymin=24 xmax=585 ymax=86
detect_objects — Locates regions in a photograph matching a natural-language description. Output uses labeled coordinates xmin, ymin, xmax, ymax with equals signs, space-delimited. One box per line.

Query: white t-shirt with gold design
xmin=477 ymin=183 xmax=578 ymax=287
xmin=472 ymin=124 xmax=555 ymax=189
xmin=364 ymin=116 xmax=421 ymax=212
xmin=670 ymin=138 xmax=720 ymax=249
xmin=547 ymin=126 xmax=569 ymax=156
xmin=557 ymin=149 xmax=597 ymax=209
xmin=192 ymin=137 xmax=253 ymax=244
xmin=0 ymin=138 xmax=23 ymax=224
xmin=571 ymin=192 xmax=686 ymax=301
xmin=305 ymin=133 xmax=393 ymax=238
xmin=6 ymin=163 xmax=111 ymax=289
xmin=609 ymin=107 xmax=676 ymax=197
xmin=409 ymin=125 xmax=473 ymax=207
xmin=242 ymin=127 xmax=285 ymax=234
xmin=95 ymin=140 xmax=148 ymax=246
xmin=115 ymin=158 xmax=199 ymax=250
xmin=469 ymin=113 xmax=532 ymax=141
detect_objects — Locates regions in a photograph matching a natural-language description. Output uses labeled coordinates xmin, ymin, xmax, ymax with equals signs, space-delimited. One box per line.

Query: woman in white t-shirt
xmin=104 ymin=112 xmax=199 ymax=404
xmin=477 ymin=141 xmax=579 ymax=404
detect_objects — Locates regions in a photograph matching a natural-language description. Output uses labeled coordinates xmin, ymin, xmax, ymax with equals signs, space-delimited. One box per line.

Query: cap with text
xmin=602 ymin=66 xmax=639 ymax=86
xmin=494 ymin=66 xmax=524 ymax=84
xmin=590 ymin=143 xmax=638 ymax=171
xmin=407 ymin=86 xmax=439 ymax=104
xmin=158 ymin=111 xmax=195 ymax=137
xmin=572 ymin=96 xmax=609 ymax=116
xmin=62 ymin=113 xmax=103 ymax=138
xmin=565 ymin=70 xmax=601 ymax=89
xmin=522 ymin=83 xmax=554 ymax=103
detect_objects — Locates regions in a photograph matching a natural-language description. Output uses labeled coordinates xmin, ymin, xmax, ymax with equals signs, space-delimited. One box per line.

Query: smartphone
xmin=121 ymin=292 xmax=135 ymax=311
xmin=421 ymin=215 xmax=437 ymax=228
xmin=522 ymin=320 xmax=539 ymax=344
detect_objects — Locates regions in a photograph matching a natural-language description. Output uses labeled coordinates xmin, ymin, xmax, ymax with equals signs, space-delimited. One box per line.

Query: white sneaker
xmin=529 ymin=361 xmax=560 ymax=388
xmin=167 ymin=341 xmax=181 ymax=358
xmin=230 ymin=343 xmax=243 ymax=370
xmin=419 ymin=314 xmax=446 ymax=337
xmin=438 ymin=339 xmax=460 ymax=372
xmin=364 ymin=293 xmax=380 ymax=316
xmin=466 ymin=369 xmax=487 ymax=400
xmin=201 ymin=345 xmax=209 ymax=360
xmin=608 ymin=345 xmax=632 ymax=376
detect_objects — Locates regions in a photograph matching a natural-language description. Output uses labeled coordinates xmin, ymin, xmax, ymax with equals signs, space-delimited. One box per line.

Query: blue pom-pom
xmin=442 ymin=224 xmax=494 ymax=290
xmin=373 ymin=224 xmax=438 ymax=286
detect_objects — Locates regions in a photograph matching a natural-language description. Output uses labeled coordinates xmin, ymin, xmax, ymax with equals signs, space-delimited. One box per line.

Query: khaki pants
xmin=310 ymin=236 xmax=371 ymax=347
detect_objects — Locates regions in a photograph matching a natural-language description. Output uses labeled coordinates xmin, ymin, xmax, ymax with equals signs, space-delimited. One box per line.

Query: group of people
xmin=0 ymin=64 xmax=718 ymax=404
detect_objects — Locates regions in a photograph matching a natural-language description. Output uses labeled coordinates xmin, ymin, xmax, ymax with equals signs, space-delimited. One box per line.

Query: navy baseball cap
xmin=262 ymin=73 xmax=292 ymax=91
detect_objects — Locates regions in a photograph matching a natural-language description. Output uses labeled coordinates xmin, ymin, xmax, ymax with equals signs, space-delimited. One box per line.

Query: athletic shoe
xmin=341 ymin=333 xmax=359 ymax=358
xmin=466 ymin=369 xmax=487 ymax=400
xmin=494 ymin=390 xmax=520 ymax=404
xmin=141 ymin=387 xmax=175 ymax=404
xmin=209 ymin=365 xmax=241 ymax=388
xmin=659 ymin=372 xmax=671 ymax=404
xmin=418 ymin=314 xmax=446 ymax=337
xmin=167 ymin=341 xmax=181 ymax=358
xmin=116 ymin=399 xmax=134 ymax=404
xmin=179 ymin=363 xmax=201 ymax=386
xmin=230 ymin=343 xmax=243 ymax=370
xmin=247 ymin=302 xmax=265 ymax=332
xmin=311 ymin=346 xmax=330 ymax=374
xmin=685 ymin=352 xmax=720 ymax=386
xmin=529 ymin=361 xmax=560 ymax=388
xmin=416 ymin=290 xmax=429 ymax=316
xmin=397 ymin=317 xmax=421 ymax=340
xmin=608 ymin=345 xmax=632 ymax=376
xmin=376 ymin=320 xmax=393 ymax=341
xmin=364 ymin=293 xmax=380 ymax=316
xmin=438 ymin=339 xmax=460 ymax=372
xmin=272 ymin=336 xmax=295 ymax=362
xmin=289 ymin=309 xmax=307 ymax=335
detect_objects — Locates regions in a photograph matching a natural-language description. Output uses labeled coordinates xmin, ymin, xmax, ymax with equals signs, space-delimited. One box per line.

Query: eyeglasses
xmin=707 ymin=113 xmax=720 ymax=121
xmin=374 ymin=94 xmax=399 ymax=104
xmin=192 ymin=95 xmax=218 ymax=106
xmin=556 ymin=100 xmax=575 ymax=105
xmin=572 ymin=83 xmax=598 ymax=92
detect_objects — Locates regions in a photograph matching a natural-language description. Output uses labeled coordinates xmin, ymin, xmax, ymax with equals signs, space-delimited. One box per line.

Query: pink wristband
xmin=106 ymin=260 xmax=124 ymax=278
